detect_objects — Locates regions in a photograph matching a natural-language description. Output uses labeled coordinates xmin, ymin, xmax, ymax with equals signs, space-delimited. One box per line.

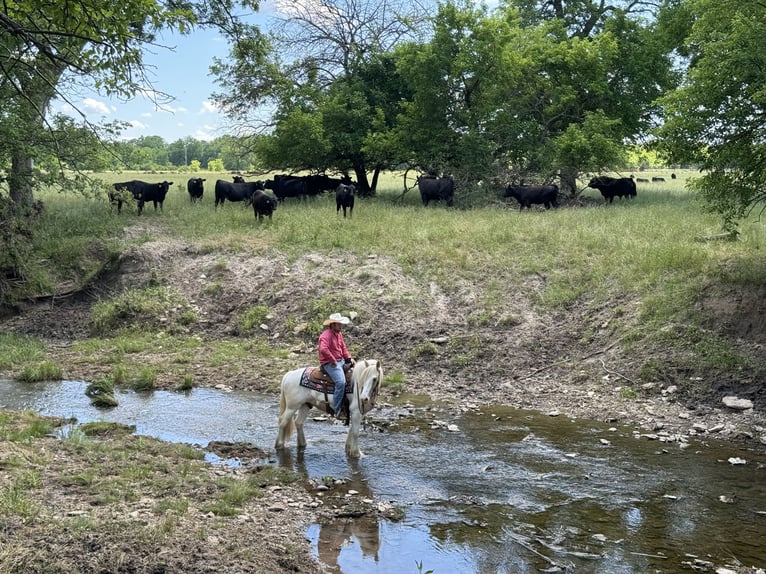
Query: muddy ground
xmin=2 ymin=235 xmax=766 ymax=573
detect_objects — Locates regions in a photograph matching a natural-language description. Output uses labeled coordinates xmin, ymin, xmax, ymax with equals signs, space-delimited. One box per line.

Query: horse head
xmin=355 ymin=359 xmax=382 ymax=413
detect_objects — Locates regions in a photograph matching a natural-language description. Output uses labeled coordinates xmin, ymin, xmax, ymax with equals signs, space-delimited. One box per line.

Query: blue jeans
xmin=323 ymin=360 xmax=347 ymax=414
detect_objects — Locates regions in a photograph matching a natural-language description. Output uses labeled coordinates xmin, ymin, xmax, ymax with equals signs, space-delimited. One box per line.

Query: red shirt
xmin=318 ymin=328 xmax=350 ymax=365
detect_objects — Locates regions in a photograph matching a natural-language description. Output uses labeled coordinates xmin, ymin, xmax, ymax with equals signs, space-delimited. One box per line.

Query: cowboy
xmin=318 ymin=313 xmax=355 ymax=418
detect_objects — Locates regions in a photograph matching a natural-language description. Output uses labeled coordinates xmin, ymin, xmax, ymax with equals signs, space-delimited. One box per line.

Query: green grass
xmin=7 ymin=168 xmax=766 ymax=378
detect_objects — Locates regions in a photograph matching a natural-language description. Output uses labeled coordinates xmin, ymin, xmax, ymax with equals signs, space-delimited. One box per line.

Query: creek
xmin=1 ymin=379 xmax=764 ymax=573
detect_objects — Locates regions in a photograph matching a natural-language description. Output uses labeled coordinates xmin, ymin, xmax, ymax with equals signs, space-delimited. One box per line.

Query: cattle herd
xmin=108 ymin=170 xmax=675 ymax=218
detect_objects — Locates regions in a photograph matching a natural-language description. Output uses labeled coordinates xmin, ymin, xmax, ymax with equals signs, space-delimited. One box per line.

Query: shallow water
xmin=1 ymin=379 xmax=764 ymax=573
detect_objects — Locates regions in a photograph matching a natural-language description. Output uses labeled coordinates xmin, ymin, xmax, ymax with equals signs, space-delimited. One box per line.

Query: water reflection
xmin=278 ymin=449 xmax=381 ymax=572
xmin=1 ymin=379 xmax=765 ymax=573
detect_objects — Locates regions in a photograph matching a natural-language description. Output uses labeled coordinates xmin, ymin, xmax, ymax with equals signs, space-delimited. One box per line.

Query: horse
xmin=275 ymin=359 xmax=383 ymax=458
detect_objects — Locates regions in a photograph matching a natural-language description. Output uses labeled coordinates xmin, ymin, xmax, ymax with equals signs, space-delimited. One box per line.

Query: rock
xmin=722 ymin=396 xmax=753 ymax=410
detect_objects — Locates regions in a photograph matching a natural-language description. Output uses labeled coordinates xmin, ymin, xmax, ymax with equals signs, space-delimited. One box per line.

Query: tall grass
xmin=18 ymin=169 xmax=766 ymax=355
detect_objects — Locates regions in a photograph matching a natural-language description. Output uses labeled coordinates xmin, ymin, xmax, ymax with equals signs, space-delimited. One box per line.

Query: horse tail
xmin=278 ymin=380 xmax=295 ymax=441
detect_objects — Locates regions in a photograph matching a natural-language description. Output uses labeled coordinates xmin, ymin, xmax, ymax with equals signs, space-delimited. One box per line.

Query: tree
xmin=387 ymin=1 xmax=673 ymax=194
xmin=0 ymin=0 xmax=202 ymax=208
xmin=656 ymin=0 xmax=766 ymax=231
xmin=211 ymin=0 xmax=430 ymax=193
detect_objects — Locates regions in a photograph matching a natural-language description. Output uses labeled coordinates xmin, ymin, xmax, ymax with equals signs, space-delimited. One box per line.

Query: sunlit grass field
xmin=1 ymin=167 xmax=763 ymax=382
xmin=18 ymin=168 xmax=766 ymax=328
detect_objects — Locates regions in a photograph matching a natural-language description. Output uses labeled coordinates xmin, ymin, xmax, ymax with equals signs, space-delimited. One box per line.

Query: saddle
xmin=307 ymin=362 xmax=353 ymax=389
xmin=300 ymin=363 xmax=354 ymax=424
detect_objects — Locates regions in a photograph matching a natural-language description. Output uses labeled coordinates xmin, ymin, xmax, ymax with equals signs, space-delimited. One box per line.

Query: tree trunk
xmin=9 ymin=152 xmax=35 ymax=209
xmin=353 ymin=164 xmax=373 ymax=196
xmin=559 ymin=166 xmax=579 ymax=197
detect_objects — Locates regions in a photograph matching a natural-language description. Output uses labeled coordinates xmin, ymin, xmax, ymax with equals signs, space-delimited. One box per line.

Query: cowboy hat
xmin=323 ymin=312 xmax=351 ymax=326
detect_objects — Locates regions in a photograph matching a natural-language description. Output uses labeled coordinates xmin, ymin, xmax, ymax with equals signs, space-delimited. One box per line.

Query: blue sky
xmin=53 ymin=5 xmax=278 ymax=143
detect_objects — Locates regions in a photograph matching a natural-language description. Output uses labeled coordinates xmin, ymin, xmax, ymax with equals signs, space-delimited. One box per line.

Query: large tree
xmin=386 ymin=0 xmax=676 ymax=194
xmin=210 ymin=0 xmax=429 ymax=193
xmin=0 ymin=0 xmax=208 ymax=207
xmin=656 ymin=0 xmax=766 ymax=231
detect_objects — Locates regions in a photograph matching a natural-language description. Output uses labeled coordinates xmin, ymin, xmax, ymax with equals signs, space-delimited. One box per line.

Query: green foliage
xmin=16 ymin=361 xmax=64 ymax=383
xmin=656 ymin=0 xmax=766 ymax=230
xmin=206 ymin=158 xmax=224 ymax=172
xmin=237 ymin=305 xmax=270 ymax=333
xmin=383 ymin=371 xmax=406 ymax=393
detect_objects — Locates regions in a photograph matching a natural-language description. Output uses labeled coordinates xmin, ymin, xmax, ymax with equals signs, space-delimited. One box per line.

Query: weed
xmin=620 ymin=387 xmax=638 ymax=399
xmin=238 ymin=305 xmax=269 ymax=333
xmin=383 ymin=371 xmax=406 ymax=393
xmin=177 ymin=372 xmax=194 ymax=391
xmin=130 ymin=366 xmax=157 ymax=391
xmin=0 ymin=333 xmax=47 ymax=370
xmin=410 ymin=341 xmax=440 ymax=359
xmin=16 ymin=360 xmax=63 ymax=382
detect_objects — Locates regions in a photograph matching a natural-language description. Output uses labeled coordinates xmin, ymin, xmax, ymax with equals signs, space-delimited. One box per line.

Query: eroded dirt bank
xmin=2 ymin=238 xmax=766 ymax=573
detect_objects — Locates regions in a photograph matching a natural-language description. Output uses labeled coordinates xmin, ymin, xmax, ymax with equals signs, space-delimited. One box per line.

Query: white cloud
xmin=83 ymin=97 xmax=110 ymax=115
xmin=129 ymin=119 xmax=147 ymax=130
xmin=194 ymin=125 xmax=219 ymax=141
xmin=200 ymin=101 xmax=218 ymax=114
xmin=141 ymin=112 xmax=152 ymax=118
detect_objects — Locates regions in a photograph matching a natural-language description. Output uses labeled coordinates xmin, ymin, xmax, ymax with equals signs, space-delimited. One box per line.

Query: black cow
xmin=336 ymin=183 xmax=355 ymax=218
xmin=636 ymin=177 xmax=649 ymax=183
xmin=214 ymin=180 xmax=264 ymax=208
xmin=187 ymin=178 xmax=205 ymax=203
xmin=671 ymin=173 xmax=677 ymax=180
xmin=503 ymin=184 xmax=559 ymax=210
xmin=652 ymin=176 xmax=665 ymax=182
xmin=265 ymin=175 xmax=307 ymax=203
xmin=587 ymin=176 xmax=637 ymax=204
xmin=112 ymin=180 xmax=173 ymax=215
xmin=304 ymin=173 xmax=353 ymax=197
xmin=417 ymin=175 xmax=454 ymax=207
xmin=232 ymin=175 xmax=246 ymax=183
xmin=251 ymin=189 xmax=278 ymax=221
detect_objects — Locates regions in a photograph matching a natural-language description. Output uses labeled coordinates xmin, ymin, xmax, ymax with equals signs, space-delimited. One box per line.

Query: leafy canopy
xmin=657 ymin=0 xmax=766 ymax=230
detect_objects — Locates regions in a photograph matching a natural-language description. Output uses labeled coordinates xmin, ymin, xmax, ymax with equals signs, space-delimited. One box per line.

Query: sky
xmin=53 ymin=4 xmax=280 ymax=143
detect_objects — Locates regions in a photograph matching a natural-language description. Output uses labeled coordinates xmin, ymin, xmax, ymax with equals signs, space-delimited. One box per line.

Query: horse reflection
xmin=317 ymin=513 xmax=380 ymax=571
xmin=276 ymin=451 xmax=380 ymax=571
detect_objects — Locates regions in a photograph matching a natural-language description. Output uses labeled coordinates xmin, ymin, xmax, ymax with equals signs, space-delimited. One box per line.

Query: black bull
xmin=111 ymin=180 xmax=173 ymax=215
xmin=587 ymin=176 xmax=637 ymax=204
xmin=214 ymin=180 xmax=264 ymax=208
xmin=503 ymin=184 xmax=559 ymax=210
xmin=417 ymin=176 xmax=454 ymax=207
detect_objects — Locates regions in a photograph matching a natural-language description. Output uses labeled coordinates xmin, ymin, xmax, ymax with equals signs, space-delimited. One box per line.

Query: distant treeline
xmin=89 ymin=135 xmax=260 ymax=173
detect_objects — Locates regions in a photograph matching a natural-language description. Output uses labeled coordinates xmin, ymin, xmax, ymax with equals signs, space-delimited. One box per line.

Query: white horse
xmin=275 ymin=359 xmax=383 ymax=457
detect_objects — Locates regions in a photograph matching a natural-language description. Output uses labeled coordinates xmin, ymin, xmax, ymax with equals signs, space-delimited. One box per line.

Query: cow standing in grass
xmin=336 ymin=183 xmax=355 ymax=218
xmin=187 ymin=178 xmax=205 ymax=203
xmin=503 ymin=184 xmax=559 ymax=210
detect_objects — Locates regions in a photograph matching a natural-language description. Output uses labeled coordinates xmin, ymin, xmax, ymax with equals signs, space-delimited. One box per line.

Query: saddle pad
xmin=299 ymin=368 xmax=352 ymax=393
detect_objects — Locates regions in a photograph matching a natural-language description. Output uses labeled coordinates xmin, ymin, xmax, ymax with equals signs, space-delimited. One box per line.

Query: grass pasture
xmin=6 ymin=167 xmax=766 ymax=381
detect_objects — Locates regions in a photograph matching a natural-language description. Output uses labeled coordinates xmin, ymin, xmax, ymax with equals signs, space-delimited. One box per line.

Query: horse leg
xmin=275 ymin=405 xmax=297 ymax=450
xmin=345 ymin=402 xmax=364 ymax=458
xmin=294 ymin=404 xmax=312 ymax=450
